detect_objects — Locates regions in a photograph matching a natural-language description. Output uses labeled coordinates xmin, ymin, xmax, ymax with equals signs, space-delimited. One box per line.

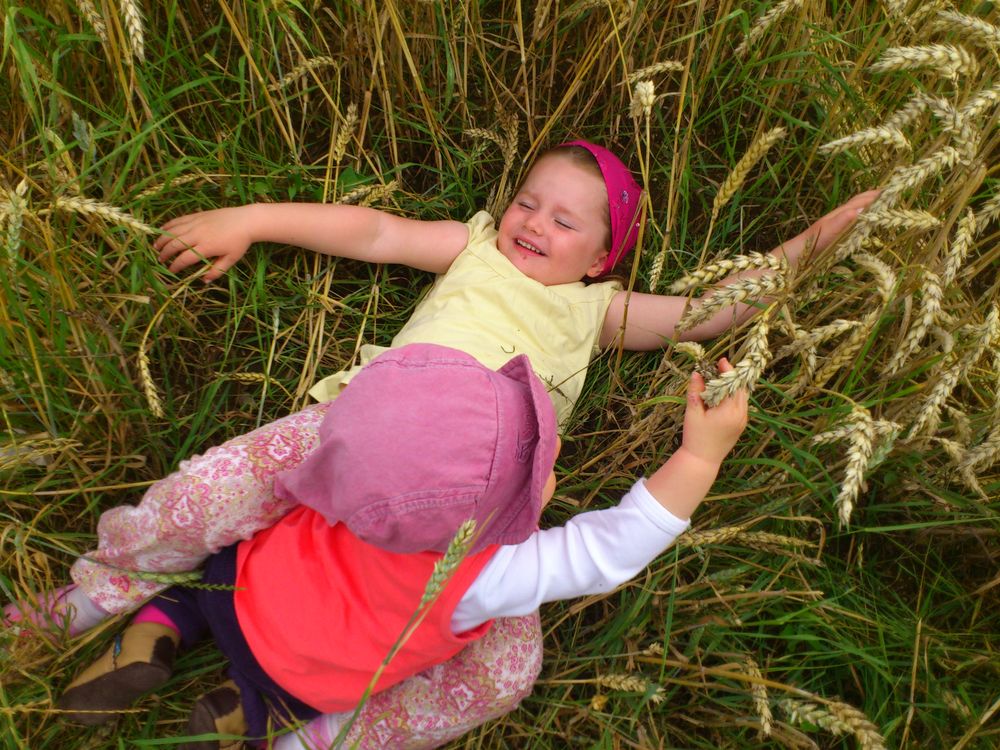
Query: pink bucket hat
xmin=274 ymin=343 xmax=558 ymax=555
xmin=559 ymin=140 xmax=643 ymax=274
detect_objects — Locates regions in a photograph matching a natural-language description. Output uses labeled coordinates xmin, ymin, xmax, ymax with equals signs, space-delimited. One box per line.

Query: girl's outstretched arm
xmin=154 ymin=204 xmax=469 ymax=282
xmin=600 ymin=190 xmax=879 ymax=349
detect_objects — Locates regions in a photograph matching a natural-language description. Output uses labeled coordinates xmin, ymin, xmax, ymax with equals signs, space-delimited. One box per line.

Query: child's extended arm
xmin=453 ymin=360 xmax=748 ymax=630
xmin=153 ymin=204 xmax=470 ymax=281
xmin=600 ymin=190 xmax=880 ymax=349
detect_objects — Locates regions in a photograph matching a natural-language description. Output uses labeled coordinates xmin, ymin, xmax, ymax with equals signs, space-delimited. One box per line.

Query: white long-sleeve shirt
xmin=452 ymin=478 xmax=690 ymax=631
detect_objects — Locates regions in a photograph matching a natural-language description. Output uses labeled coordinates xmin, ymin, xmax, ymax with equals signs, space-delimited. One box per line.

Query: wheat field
xmin=1 ymin=1 xmax=998 ymax=748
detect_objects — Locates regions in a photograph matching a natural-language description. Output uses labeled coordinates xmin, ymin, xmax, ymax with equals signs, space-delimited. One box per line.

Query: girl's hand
xmin=680 ymin=358 xmax=749 ymax=466
xmin=797 ymin=189 xmax=881 ymax=257
xmin=153 ymin=207 xmax=256 ymax=282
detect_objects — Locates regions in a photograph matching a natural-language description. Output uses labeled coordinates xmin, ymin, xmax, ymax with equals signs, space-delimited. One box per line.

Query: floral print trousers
xmin=69 ymin=402 xmax=543 ymax=748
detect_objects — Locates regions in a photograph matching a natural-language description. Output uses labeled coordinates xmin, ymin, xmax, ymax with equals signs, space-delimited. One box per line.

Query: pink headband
xmin=558 ymin=140 xmax=643 ymax=274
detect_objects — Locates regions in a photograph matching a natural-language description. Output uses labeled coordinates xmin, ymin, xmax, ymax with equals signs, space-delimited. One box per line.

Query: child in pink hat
xmin=8 ymin=140 xmax=875 ymax=747
xmin=55 ymin=343 xmax=748 ymax=750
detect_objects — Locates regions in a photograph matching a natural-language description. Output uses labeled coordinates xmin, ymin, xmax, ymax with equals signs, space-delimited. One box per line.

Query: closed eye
xmin=555 ymin=219 xmax=574 ymax=229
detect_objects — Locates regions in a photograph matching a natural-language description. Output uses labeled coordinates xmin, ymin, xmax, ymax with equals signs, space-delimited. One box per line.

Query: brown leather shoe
xmin=180 ymin=679 xmax=247 ymax=750
xmin=57 ymin=622 xmax=179 ymax=725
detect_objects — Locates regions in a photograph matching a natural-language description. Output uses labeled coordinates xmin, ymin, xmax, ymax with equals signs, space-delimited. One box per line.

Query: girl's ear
xmin=585 ymin=250 xmax=609 ymax=278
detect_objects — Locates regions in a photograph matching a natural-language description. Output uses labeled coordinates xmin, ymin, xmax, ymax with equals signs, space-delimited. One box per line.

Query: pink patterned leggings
xmin=69 ymin=402 xmax=542 ymax=748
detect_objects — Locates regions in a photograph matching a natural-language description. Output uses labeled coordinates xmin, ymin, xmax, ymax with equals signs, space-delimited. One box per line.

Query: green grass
xmin=2 ymin=1 xmax=999 ymax=748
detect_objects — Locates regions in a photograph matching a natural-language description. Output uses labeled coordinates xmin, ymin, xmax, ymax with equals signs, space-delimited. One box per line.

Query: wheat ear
xmin=742 ymin=657 xmax=772 ymax=736
xmin=941 ymin=209 xmax=976 ymax=286
xmin=735 ymin=0 xmax=804 ymax=58
xmin=2 ymin=182 xmax=28 ymax=266
xmin=884 ymin=268 xmax=943 ymax=375
xmin=974 ymin=191 xmax=1000 ymax=231
xmin=118 ymin=0 xmax=145 ymax=62
xmin=711 ymin=127 xmax=786 ymax=225
xmin=812 ymin=310 xmax=877 ymax=390
xmin=819 ymin=126 xmax=910 ymax=156
xmin=76 ymin=0 xmax=109 ymax=42
xmin=52 ymin=196 xmax=157 ymax=234
xmin=908 ymin=306 xmax=1000 ymax=437
xmin=669 ymin=252 xmax=786 ymax=293
xmin=868 ymin=44 xmax=978 ymax=79
xmin=961 ymin=83 xmax=1000 ymax=121
xmin=677 ymin=274 xmax=785 ymax=332
xmin=332 ymin=103 xmax=359 ymax=164
xmin=137 ymin=334 xmax=164 ymax=418
xmin=959 ymin=423 xmax=1000 ymax=473
xmin=270 ymin=56 xmax=338 ymax=91
xmin=630 ymin=79 xmax=657 ymax=119
xmin=779 ymin=698 xmax=887 ymax=750
xmin=647 ymin=246 xmax=667 ymax=291
xmin=883 ymin=147 xmax=961 ymax=196
xmin=700 ymin=314 xmax=771 ymax=407
xmin=933 ymin=10 xmax=1000 ymax=48
xmin=594 ymin=674 xmax=665 ymax=704
xmin=858 ymin=208 xmax=941 ymax=232
xmin=883 ymin=93 xmax=930 ymax=130
xmin=853 ymin=252 xmax=898 ymax=303
xmin=628 ymin=61 xmax=684 ymax=83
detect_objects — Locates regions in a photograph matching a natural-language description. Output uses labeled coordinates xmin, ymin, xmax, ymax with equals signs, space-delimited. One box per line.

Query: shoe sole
xmin=57 ymin=662 xmax=171 ymax=726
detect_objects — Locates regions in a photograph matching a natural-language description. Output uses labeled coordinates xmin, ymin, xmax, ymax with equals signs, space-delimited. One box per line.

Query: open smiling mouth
xmin=516 ymin=239 xmax=545 ymax=256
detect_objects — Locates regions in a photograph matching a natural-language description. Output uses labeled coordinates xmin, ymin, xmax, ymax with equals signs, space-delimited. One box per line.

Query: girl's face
xmin=497 ymin=155 xmax=610 ymax=285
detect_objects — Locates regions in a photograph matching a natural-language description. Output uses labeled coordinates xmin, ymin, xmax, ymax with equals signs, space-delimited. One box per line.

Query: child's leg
xmin=274 ymin=613 xmax=544 ymax=750
xmin=67 ymin=401 xmax=334 ymax=618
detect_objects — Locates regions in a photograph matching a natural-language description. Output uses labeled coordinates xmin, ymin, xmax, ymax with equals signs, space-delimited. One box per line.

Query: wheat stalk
xmin=270 ymin=56 xmax=338 ymax=91
xmin=884 ymin=268 xmax=943 ymax=375
xmin=857 ymin=208 xmax=941 ymax=232
xmin=118 ymin=0 xmax=145 ymax=62
xmin=627 ymin=61 xmax=684 ymax=83
xmin=779 ymin=698 xmax=887 ymax=750
xmin=594 ymin=674 xmax=665 ymax=704
xmin=700 ymin=313 xmax=771 ymax=407
xmin=941 ymin=209 xmax=976 ymax=286
xmin=933 ymin=10 xmax=1000 ymax=48
xmin=735 ymin=0 xmax=804 ymax=58
xmin=677 ymin=274 xmax=785 ymax=332
xmin=711 ymin=127 xmax=786 ymax=225
xmin=52 ymin=196 xmax=157 ymax=234
xmin=669 ymin=252 xmax=786 ymax=293
xmin=868 ymin=43 xmax=978 ymax=79
xmin=819 ymin=125 xmax=910 ymax=155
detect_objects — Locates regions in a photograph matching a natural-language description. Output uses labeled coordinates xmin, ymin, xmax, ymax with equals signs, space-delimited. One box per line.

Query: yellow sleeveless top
xmin=309 ymin=211 xmax=620 ymax=427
